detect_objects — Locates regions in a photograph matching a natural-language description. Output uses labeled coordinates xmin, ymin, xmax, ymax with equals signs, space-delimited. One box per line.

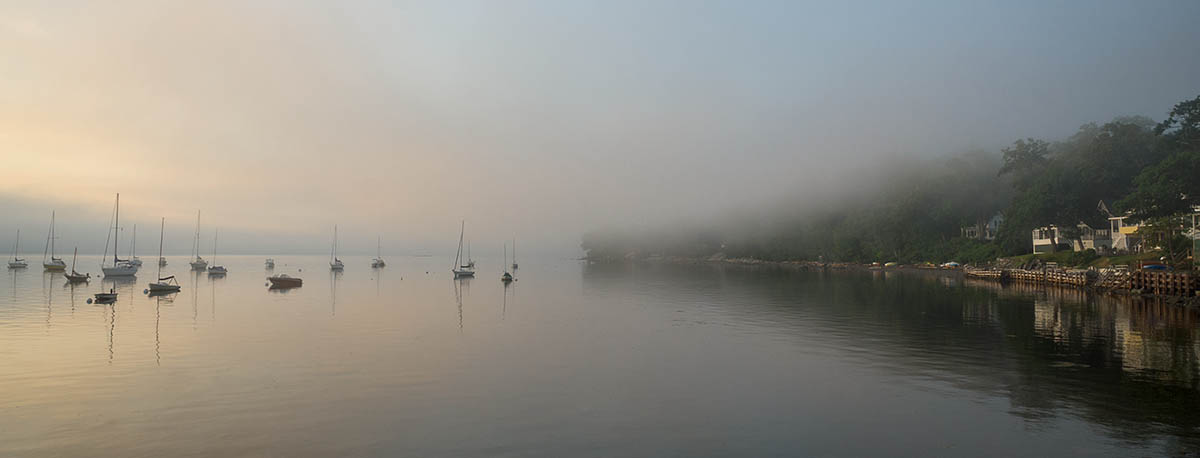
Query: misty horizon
xmin=4 ymin=1 xmax=1199 ymax=258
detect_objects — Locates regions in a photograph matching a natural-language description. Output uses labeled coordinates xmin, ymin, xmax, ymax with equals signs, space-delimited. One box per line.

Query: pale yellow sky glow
xmin=3 ymin=1 xmax=1198 ymax=255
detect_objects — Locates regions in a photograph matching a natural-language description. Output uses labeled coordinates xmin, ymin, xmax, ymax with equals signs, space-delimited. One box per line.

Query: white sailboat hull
xmin=8 ymin=260 xmax=27 ymax=269
xmin=190 ymin=259 xmax=208 ymax=270
xmin=127 ymin=257 xmax=143 ymax=267
xmin=43 ymin=258 xmax=66 ymax=271
xmin=102 ymin=263 xmax=139 ymax=277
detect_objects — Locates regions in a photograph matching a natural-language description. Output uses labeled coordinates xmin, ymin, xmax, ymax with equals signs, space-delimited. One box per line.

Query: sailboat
xmin=329 ymin=225 xmax=344 ymax=271
xmin=189 ymin=211 xmax=207 ymax=271
xmin=148 ymin=218 xmax=180 ymax=293
xmin=159 ymin=256 xmax=168 ymax=267
xmin=126 ymin=224 xmax=142 ymax=267
xmin=371 ymin=235 xmax=386 ymax=268
xmin=42 ymin=211 xmax=66 ymax=271
xmin=452 ymin=221 xmax=475 ymax=278
xmin=511 ymin=238 xmax=518 ymax=270
xmin=101 ymin=193 xmax=139 ymax=277
xmin=207 ymin=229 xmax=227 ymax=275
xmin=501 ymin=242 xmax=513 ymax=283
xmin=65 ymin=247 xmax=89 ymax=283
xmin=8 ymin=229 xmax=28 ymax=269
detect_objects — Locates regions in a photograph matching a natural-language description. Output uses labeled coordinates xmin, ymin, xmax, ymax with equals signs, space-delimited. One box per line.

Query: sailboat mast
xmin=213 ymin=229 xmax=218 ymax=264
xmin=114 ymin=193 xmax=120 ymax=264
xmin=193 ymin=211 xmax=201 ymax=259
xmin=12 ymin=229 xmax=18 ymax=261
xmin=43 ymin=212 xmax=51 ymax=262
xmin=454 ymin=221 xmax=464 ymax=269
xmin=50 ymin=212 xmax=55 ymax=259
xmin=129 ymin=224 xmax=136 ymax=259
xmin=157 ymin=218 xmax=165 ymax=279
xmin=71 ymin=247 xmax=77 ymax=272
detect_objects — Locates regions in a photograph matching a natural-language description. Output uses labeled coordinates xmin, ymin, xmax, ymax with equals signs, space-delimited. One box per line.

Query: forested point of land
xmin=583 ymin=95 xmax=1200 ymax=266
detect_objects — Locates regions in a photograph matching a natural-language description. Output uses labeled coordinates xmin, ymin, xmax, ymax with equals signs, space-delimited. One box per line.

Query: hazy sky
xmin=2 ymin=0 xmax=1198 ymax=256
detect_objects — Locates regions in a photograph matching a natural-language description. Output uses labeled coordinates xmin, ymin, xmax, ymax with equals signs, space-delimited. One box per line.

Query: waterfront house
xmin=961 ymin=212 xmax=1004 ymax=240
xmin=1032 ymin=223 xmax=1111 ymax=253
xmin=1108 ymin=215 xmax=1144 ymax=253
xmin=1032 ymin=226 xmax=1066 ymax=253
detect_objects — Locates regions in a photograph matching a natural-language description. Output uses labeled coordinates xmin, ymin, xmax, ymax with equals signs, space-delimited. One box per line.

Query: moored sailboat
xmin=207 ymin=229 xmax=226 ymax=275
xmin=189 ymin=211 xmax=207 ymax=271
xmin=42 ymin=211 xmax=66 ymax=271
xmin=126 ymin=224 xmax=142 ymax=267
xmin=101 ymin=193 xmax=139 ymax=277
xmin=8 ymin=229 xmax=28 ymax=269
xmin=371 ymin=235 xmax=386 ymax=268
xmin=65 ymin=247 xmax=89 ymax=283
xmin=452 ymin=221 xmax=475 ymax=278
xmin=330 ymin=225 xmax=344 ymax=271
xmin=501 ymin=242 xmax=513 ymax=283
xmin=148 ymin=217 xmax=181 ymax=293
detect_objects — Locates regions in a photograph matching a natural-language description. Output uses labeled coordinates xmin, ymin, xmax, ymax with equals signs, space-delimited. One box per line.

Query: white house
xmin=1032 ymin=226 xmax=1065 ymax=253
xmin=1032 ymin=223 xmax=1112 ymax=254
xmin=962 ymin=212 xmax=1004 ymax=241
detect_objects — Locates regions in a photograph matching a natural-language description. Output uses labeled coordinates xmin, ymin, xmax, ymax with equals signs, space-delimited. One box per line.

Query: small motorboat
xmin=158 ymin=257 xmax=168 ymax=267
xmin=265 ymin=258 xmax=275 ymax=269
xmin=207 ymin=265 xmax=227 ymax=276
xmin=93 ymin=288 xmax=118 ymax=303
xmin=268 ymin=273 xmax=303 ymax=288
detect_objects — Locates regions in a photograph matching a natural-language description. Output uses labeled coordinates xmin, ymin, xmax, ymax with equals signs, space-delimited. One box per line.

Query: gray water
xmin=2 ymin=256 xmax=1198 ymax=457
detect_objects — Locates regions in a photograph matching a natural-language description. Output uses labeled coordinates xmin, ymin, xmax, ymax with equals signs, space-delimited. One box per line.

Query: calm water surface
xmin=2 ymin=256 xmax=1199 ymax=456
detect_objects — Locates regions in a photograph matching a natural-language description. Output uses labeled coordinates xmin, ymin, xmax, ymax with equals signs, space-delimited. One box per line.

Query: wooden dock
xmin=965 ymin=267 xmax=1198 ymax=298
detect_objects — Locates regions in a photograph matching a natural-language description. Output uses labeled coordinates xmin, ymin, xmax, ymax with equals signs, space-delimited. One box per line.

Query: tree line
xmin=582 ymin=95 xmax=1200 ymax=265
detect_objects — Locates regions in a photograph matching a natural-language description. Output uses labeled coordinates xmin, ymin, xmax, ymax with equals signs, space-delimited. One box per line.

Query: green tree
xmin=1117 ymin=150 xmax=1200 ymax=219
